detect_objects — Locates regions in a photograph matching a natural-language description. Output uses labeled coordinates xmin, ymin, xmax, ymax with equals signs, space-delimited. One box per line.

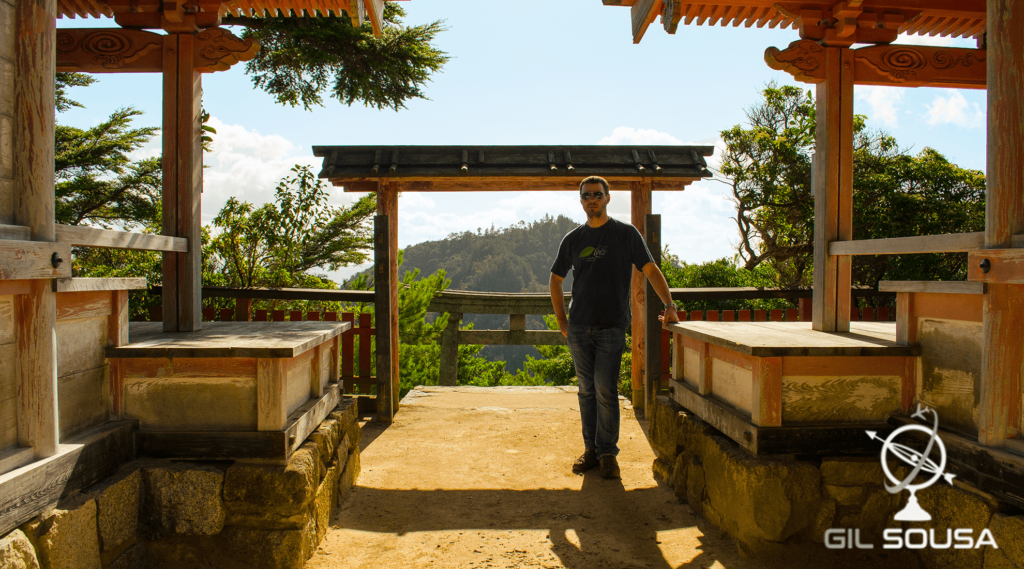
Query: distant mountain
xmin=347 ymin=214 xmax=583 ymax=372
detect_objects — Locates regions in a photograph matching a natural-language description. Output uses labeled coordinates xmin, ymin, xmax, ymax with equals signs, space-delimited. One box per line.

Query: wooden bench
xmin=665 ymin=320 xmax=920 ymax=455
xmin=106 ymin=320 xmax=350 ymax=461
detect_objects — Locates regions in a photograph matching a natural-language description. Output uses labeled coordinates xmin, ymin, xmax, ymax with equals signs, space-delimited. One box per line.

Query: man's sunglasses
xmin=580 ymin=192 xmax=606 ymax=201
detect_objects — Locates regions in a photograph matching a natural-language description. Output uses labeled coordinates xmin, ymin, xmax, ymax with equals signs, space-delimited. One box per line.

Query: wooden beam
xmin=0 ymin=224 xmax=31 ymax=240
xmin=631 ymin=180 xmax=652 ymax=411
xmin=829 ymin=232 xmax=986 ymax=255
xmin=766 ymin=40 xmax=987 ymax=89
xmin=13 ymin=0 xmax=59 ymax=459
xmin=0 ymin=280 xmax=32 ymax=296
xmin=374 ymin=213 xmax=394 ymax=423
xmin=379 ymin=183 xmax=400 ymax=415
xmin=879 ymin=280 xmax=986 ymax=295
xmin=256 ymin=358 xmax=287 ymax=431
xmin=161 ymin=33 xmax=203 ymax=332
xmin=56 ymin=224 xmax=187 ymax=252
xmin=0 ymin=240 xmax=72 ymax=280
xmin=55 ymin=28 xmax=163 ymax=72
xmin=969 ymin=249 xmax=1024 ymax=284
xmin=335 ymin=178 xmax=694 ymax=193
xmin=751 ymin=356 xmax=782 ymax=427
xmin=364 ymin=0 xmax=384 ymax=36
xmin=0 ymin=420 xmax=136 ymax=537
xmin=631 ymin=0 xmax=662 ymax=43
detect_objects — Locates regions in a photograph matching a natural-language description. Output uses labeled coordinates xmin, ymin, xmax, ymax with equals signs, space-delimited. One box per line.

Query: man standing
xmin=549 ymin=176 xmax=680 ymax=479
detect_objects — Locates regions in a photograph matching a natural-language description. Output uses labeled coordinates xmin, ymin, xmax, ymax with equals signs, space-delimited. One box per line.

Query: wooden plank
xmin=310 ymin=346 xmax=322 ymax=399
xmin=178 ymin=35 xmax=202 ymax=333
xmin=54 ymin=278 xmax=147 ymax=293
xmin=969 ymin=248 xmax=1024 ymax=284
xmin=672 ymin=332 xmax=684 ymax=381
xmin=283 ymin=384 xmax=341 ymax=456
xmin=0 ymin=447 xmax=33 ymax=476
xmin=107 ymin=321 xmax=350 ymax=359
xmin=0 ymin=225 xmax=31 ymax=241
xmin=751 ymin=357 xmax=782 ymax=427
xmin=0 ymin=240 xmax=71 ymax=280
xmin=979 ymin=284 xmax=1024 ymax=446
xmin=339 ymin=178 xmax=694 ymax=193
xmin=55 ymin=290 xmax=112 ymax=320
xmin=879 ymin=280 xmax=986 ymax=295
xmin=831 ymin=232 xmax=986 ymax=255
xmin=341 ymin=313 xmax=354 ymax=378
xmin=160 ymin=34 xmax=178 ymax=333
xmin=374 ymin=214 xmax=394 ymax=422
xmin=631 ymin=180 xmax=652 ymax=410
xmin=136 ymin=430 xmax=286 ymax=461
xmin=896 ymin=292 xmax=914 ymax=345
xmin=665 ymin=321 xmax=918 ymax=357
xmin=708 ymin=343 xmax=755 ymax=371
xmin=781 ymin=355 xmax=907 ymax=376
xmin=630 ymin=0 xmax=661 ymax=43
xmin=902 ymin=356 xmax=916 ymax=412
xmin=365 ymin=0 xmax=384 ymax=36
xmin=913 ymin=291 xmax=984 ymax=323
xmin=0 ymin=281 xmax=32 ymax=296
xmin=836 ymin=46 xmax=854 ymax=333
xmin=812 ymin=47 xmax=842 ymax=332
xmin=0 ymin=420 xmax=136 ymax=537
xmin=670 ymin=379 xmax=757 ymax=454
xmin=457 ymin=330 xmax=566 ymax=345
xmin=697 ymin=340 xmax=711 ymax=396
xmin=16 ymin=280 xmax=58 ymax=457
xmin=152 ymin=285 xmax=375 ymax=304
xmin=358 ymin=312 xmax=372 ymax=379
xmin=329 ymin=335 xmax=339 ymax=384
xmin=55 ymin=224 xmax=187 ymax=252
xmin=257 ymin=358 xmax=287 ymax=431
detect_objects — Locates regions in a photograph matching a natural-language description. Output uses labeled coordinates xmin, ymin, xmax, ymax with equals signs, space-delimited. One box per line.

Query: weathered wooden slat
xmin=0 ymin=240 xmax=71 ymax=280
xmin=55 ymin=290 xmax=112 ymax=320
xmin=0 ymin=447 xmax=34 ymax=477
xmin=879 ymin=280 xmax=985 ymax=295
xmin=457 ymin=330 xmax=566 ymax=346
xmin=152 ymin=285 xmax=375 ymax=304
xmin=0 ymin=225 xmax=31 ymax=241
xmin=53 ymin=278 xmax=147 ymax=293
xmin=969 ymin=248 xmax=1024 ymax=284
xmin=0 ymin=280 xmax=32 ymax=296
xmin=257 ymin=358 xmax=287 ymax=431
xmin=337 ymin=178 xmax=695 ymax=193
xmin=829 ymin=232 xmax=985 ymax=256
xmin=751 ymin=357 xmax=782 ymax=427
xmin=374 ymin=214 xmax=394 ymax=423
xmin=107 ymin=321 xmax=350 ymax=359
xmin=283 ymin=384 xmax=341 ymax=456
xmin=665 ymin=321 xmax=920 ymax=357
xmin=55 ymin=224 xmax=187 ymax=252
xmin=0 ymin=420 xmax=135 ymax=537
xmin=137 ymin=430 xmax=286 ymax=461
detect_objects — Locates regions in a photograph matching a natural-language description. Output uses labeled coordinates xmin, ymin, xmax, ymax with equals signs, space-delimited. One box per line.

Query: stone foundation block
xmin=670 ymin=454 xmax=688 ymax=501
xmin=86 ymin=467 xmax=141 ymax=554
xmin=308 ymin=417 xmax=342 ymax=469
xmin=0 ymin=529 xmax=40 ymax=569
xmin=144 ymin=462 xmax=226 ymax=536
xmin=986 ymin=514 xmax=1024 ymax=569
xmin=685 ymin=457 xmax=705 ymax=518
xmin=701 ymin=434 xmax=821 ymax=545
xmin=820 ymin=457 xmax=887 ymax=487
xmin=649 ymin=396 xmax=682 ymax=460
xmin=105 ymin=542 xmax=147 ymax=569
xmin=652 ymin=456 xmax=673 ymax=484
xmin=910 ymin=483 xmax=997 ymax=569
xmin=329 ymin=400 xmax=358 ymax=438
xmin=22 ymin=494 xmax=101 ymax=569
xmin=338 ymin=444 xmax=361 ymax=506
xmin=824 ymin=483 xmax=865 ymax=506
xmin=221 ymin=516 xmax=317 ymax=569
xmin=224 ymin=444 xmax=322 ymax=519
xmin=316 ymin=463 xmax=340 ymax=545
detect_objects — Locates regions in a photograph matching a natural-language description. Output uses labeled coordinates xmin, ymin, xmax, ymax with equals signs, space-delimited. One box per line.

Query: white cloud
xmin=925 ymin=90 xmax=985 ymax=128
xmin=200 ymin=117 xmax=352 ymax=224
xmin=657 ymin=182 xmax=738 ymax=264
xmin=598 ymin=127 xmax=684 ymax=146
xmin=894 ymin=33 xmax=954 ymax=47
xmin=856 ymin=86 xmax=904 ymax=128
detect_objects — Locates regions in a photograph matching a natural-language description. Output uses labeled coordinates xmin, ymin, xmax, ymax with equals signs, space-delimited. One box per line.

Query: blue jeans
xmin=566 ymin=324 xmax=626 ymax=458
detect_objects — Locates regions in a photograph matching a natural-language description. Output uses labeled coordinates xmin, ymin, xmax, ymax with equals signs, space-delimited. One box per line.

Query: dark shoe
xmin=572 ymin=450 xmax=599 ymax=474
xmin=600 ymin=455 xmax=621 ymax=479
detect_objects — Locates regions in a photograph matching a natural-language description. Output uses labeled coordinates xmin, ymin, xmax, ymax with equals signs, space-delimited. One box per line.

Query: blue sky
xmin=58 ymin=0 xmax=985 ymax=282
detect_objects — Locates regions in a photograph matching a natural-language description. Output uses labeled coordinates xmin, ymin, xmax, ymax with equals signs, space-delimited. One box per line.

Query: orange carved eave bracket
xmin=56 ymin=27 xmax=260 ymax=74
xmin=765 ymin=39 xmax=986 ymax=89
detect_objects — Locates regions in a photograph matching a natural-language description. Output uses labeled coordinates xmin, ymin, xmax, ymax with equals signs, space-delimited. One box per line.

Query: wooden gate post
xmin=811 ymin=47 xmax=854 ymax=333
xmin=631 ymin=180 xmax=652 ymax=414
xmin=13 ymin=0 xmax=59 ymax=458
xmin=979 ymin=0 xmax=1024 ymax=448
xmin=374 ymin=213 xmax=395 ymax=422
xmin=438 ymin=312 xmax=461 ymax=386
xmin=161 ymin=32 xmax=203 ymax=332
xmin=644 ymin=214 xmax=662 ymax=414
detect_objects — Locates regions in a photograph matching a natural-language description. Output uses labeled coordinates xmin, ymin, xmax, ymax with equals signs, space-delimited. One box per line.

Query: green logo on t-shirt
xmin=579 ymin=246 xmax=595 ymax=258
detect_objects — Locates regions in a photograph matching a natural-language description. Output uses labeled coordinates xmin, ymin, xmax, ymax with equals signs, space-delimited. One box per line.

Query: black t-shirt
xmin=550 ymin=218 xmax=655 ymax=329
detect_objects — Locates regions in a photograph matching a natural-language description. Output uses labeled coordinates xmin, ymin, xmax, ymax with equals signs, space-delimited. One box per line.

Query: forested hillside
xmin=359 ymin=214 xmax=582 ymax=372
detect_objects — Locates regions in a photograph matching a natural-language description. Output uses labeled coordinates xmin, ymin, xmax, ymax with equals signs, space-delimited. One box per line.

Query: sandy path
xmin=307 ymin=386 xmax=752 ymax=569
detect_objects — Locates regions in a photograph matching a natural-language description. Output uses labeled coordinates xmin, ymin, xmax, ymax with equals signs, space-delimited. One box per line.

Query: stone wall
xmin=0 ymin=398 xmax=362 ymax=569
xmin=0 ymin=0 xmax=14 ymax=223
xmin=648 ymin=396 xmax=1024 ymax=569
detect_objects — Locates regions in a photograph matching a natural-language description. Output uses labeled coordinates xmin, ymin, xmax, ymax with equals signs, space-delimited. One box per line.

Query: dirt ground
xmin=307 ymin=386 xmax=909 ymax=569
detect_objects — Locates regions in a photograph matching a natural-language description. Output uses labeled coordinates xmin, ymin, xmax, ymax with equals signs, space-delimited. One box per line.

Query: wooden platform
xmin=665 ymin=321 xmax=920 ymax=455
xmin=106 ymin=321 xmax=351 ymax=359
xmin=667 ymin=321 xmax=919 ymax=357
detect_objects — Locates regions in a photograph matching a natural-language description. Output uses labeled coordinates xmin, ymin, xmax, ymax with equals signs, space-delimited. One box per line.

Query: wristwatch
xmin=664 ymin=302 xmax=678 ymax=311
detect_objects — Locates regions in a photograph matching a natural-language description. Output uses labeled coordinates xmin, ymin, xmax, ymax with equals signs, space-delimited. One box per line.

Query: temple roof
xmin=615 ymin=0 xmax=986 ymax=45
xmin=313 ymin=145 xmax=714 ymax=191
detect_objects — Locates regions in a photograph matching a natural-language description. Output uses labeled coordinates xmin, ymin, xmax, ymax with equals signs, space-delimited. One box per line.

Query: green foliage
xmin=720 ymin=81 xmax=986 ymax=290
xmin=660 ymin=253 xmax=792 ymax=312
xmin=227 ymin=3 xmax=449 ymax=111
xmin=205 ymin=165 xmax=376 ymax=308
xmin=525 ymin=352 xmax=576 ymax=386
xmin=55 ymin=75 xmax=161 ymax=229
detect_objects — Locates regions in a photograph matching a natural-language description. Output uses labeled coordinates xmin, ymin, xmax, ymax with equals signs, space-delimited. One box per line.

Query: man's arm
xmin=641 ymin=262 xmax=679 ymax=324
xmin=549 ymin=272 xmax=568 ymax=337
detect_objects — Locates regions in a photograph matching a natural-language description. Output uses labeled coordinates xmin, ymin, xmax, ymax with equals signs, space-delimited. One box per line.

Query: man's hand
xmin=659 ymin=306 xmax=680 ymax=325
xmin=557 ymin=315 xmax=569 ymax=337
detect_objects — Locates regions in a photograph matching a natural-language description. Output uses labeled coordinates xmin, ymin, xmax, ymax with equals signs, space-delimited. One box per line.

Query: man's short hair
xmin=579 ymin=176 xmax=609 ymax=194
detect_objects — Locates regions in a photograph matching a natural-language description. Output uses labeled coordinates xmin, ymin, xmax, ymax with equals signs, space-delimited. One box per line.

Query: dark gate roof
xmin=312 ymin=145 xmax=715 ymax=192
